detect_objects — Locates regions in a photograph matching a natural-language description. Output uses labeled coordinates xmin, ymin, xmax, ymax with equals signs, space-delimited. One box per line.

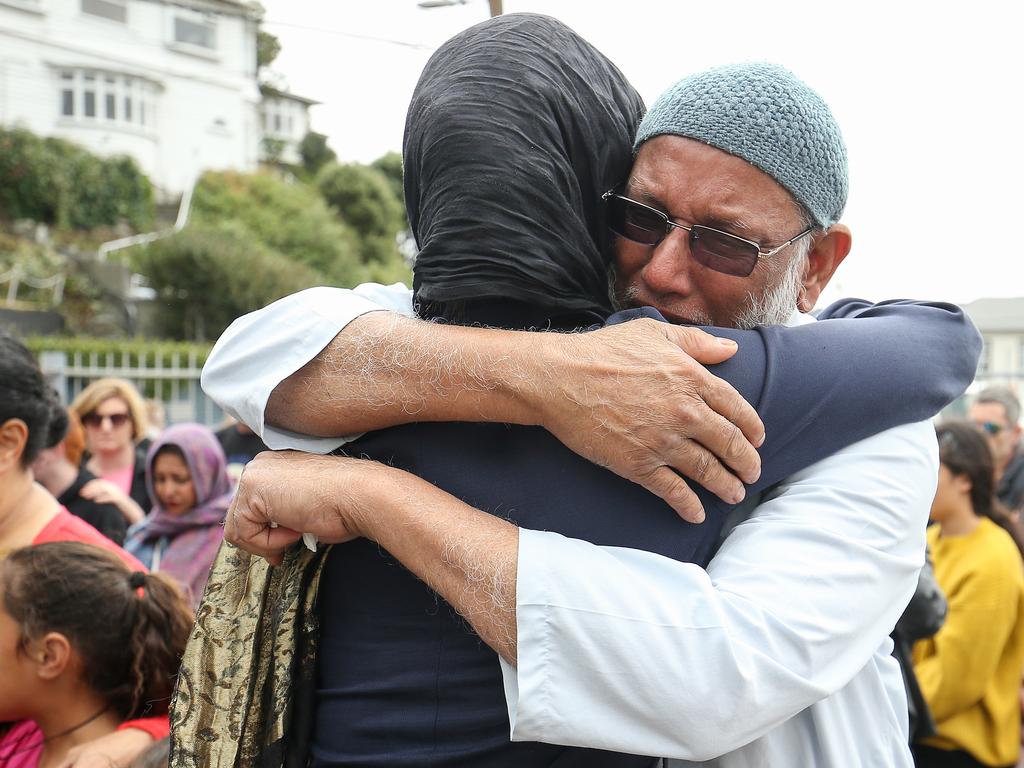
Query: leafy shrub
xmin=299 ymin=131 xmax=336 ymax=177
xmin=190 ymin=170 xmax=364 ymax=285
xmin=126 ymin=223 xmax=320 ymax=341
xmin=0 ymin=127 xmax=153 ymax=230
xmin=370 ymin=151 xmax=404 ymax=206
xmin=317 ymin=161 xmax=405 ymax=242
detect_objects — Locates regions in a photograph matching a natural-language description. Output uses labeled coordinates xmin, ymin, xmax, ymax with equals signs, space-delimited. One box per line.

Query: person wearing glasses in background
xmin=969 ymin=387 xmax=1024 ymax=518
xmin=70 ymin=378 xmax=152 ymax=526
xmin=204 ymin=28 xmax=980 ymax=768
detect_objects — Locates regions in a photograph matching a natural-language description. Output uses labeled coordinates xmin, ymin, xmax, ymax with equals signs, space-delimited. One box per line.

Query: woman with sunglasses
xmin=912 ymin=421 xmax=1024 ymax=768
xmin=70 ymin=378 xmax=151 ymax=526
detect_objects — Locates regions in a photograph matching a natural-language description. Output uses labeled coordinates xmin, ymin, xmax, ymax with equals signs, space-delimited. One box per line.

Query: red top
xmin=33 ymin=508 xmax=145 ymax=571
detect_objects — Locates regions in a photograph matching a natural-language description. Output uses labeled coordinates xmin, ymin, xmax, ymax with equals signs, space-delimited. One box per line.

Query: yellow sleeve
xmin=913 ymin=547 xmax=1020 ymax=722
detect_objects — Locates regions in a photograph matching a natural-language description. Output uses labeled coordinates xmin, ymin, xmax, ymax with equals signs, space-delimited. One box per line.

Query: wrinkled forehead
xmin=627 ymin=135 xmax=807 ymax=237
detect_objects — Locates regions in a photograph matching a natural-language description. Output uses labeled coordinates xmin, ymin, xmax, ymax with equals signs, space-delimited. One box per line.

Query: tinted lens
xmin=689 ymin=226 xmax=759 ymax=277
xmin=606 ymin=196 xmax=666 ymax=245
xmin=84 ymin=412 xmax=130 ymax=428
xmin=977 ymin=421 xmax=1004 ymax=436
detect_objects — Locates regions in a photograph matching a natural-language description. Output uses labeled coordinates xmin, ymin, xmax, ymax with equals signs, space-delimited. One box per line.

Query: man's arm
xmin=203 ymin=284 xmax=764 ymax=520
xmin=227 ymin=421 xmax=936 ymax=761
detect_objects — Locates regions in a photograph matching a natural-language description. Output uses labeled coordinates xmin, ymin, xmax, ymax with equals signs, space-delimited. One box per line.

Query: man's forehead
xmin=971 ymin=401 xmax=1011 ymax=424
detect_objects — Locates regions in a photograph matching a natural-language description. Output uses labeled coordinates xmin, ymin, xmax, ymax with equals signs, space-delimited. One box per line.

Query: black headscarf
xmin=403 ymin=13 xmax=645 ymax=329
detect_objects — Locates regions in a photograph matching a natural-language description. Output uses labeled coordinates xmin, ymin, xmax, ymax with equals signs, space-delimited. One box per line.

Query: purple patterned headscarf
xmin=134 ymin=423 xmax=234 ymax=605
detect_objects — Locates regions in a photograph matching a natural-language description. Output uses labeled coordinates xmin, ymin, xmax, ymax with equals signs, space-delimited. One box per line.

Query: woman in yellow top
xmin=913 ymin=420 xmax=1024 ymax=768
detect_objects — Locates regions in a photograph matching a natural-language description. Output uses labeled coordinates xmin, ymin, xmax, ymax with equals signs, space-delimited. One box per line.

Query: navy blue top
xmin=312 ymin=299 xmax=981 ymax=767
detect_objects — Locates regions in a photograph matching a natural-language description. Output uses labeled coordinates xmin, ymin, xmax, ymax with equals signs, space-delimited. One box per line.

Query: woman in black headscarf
xmin=404 ymin=12 xmax=642 ymax=327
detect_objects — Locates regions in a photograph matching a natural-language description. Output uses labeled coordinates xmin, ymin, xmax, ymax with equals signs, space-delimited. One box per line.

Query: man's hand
xmin=225 ymin=451 xmax=368 ymax=565
xmin=227 ymin=449 xmax=521 ymax=661
xmin=531 ymin=319 xmax=764 ymax=523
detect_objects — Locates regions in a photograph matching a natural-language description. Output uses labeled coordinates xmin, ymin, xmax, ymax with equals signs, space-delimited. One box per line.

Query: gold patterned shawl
xmin=168 ymin=540 xmax=328 ymax=767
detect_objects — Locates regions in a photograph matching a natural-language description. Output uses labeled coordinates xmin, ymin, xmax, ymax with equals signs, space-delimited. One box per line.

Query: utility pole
xmin=488 ymin=0 xmax=502 ymax=15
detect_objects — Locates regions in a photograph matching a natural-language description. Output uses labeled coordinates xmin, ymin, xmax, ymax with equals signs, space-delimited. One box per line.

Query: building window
xmin=978 ymin=336 xmax=990 ymax=375
xmin=60 ymin=72 xmax=74 ymax=116
xmin=81 ymin=0 xmax=127 ymax=23
xmin=83 ymin=73 xmax=96 ymax=118
xmin=174 ymin=16 xmax=216 ymax=49
xmin=57 ymin=69 xmax=156 ymax=130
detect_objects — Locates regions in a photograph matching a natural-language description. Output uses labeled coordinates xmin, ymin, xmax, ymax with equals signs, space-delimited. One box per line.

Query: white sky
xmin=259 ymin=0 xmax=1023 ymax=305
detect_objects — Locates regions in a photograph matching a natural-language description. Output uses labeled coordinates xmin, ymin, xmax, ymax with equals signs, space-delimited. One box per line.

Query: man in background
xmin=971 ymin=386 xmax=1024 ymax=514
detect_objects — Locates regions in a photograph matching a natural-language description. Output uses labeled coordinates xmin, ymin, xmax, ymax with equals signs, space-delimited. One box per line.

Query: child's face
xmin=0 ymin=594 xmax=39 ymax=721
xmin=153 ymin=452 xmax=198 ymax=516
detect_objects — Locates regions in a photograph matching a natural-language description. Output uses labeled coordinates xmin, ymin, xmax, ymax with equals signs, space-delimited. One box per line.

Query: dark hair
xmin=975 ymin=385 xmax=1021 ymax=426
xmin=937 ymin=419 xmax=1024 ymax=556
xmin=1 ymin=542 xmax=194 ymax=719
xmin=152 ymin=443 xmax=186 ymax=465
xmin=0 ymin=332 xmax=68 ymax=466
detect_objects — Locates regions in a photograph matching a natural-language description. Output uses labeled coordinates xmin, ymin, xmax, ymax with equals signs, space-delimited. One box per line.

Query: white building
xmin=0 ymin=0 xmax=311 ymax=200
xmin=259 ymin=85 xmax=316 ymax=166
xmin=963 ymin=297 xmax=1024 ymax=389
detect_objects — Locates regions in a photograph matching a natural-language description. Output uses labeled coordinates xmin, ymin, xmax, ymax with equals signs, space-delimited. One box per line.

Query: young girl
xmin=913 ymin=421 xmax=1024 ymax=768
xmin=126 ymin=423 xmax=234 ymax=609
xmin=0 ymin=541 xmax=193 ymax=767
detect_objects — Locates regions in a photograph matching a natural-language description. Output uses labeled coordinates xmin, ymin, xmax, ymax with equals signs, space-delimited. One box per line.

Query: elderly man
xmin=970 ymin=386 xmax=1024 ymax=514
xmin=204 ymin=59 xmax=977 ymax=766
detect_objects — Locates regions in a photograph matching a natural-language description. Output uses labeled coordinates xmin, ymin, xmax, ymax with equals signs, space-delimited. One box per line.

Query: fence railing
xmin=38 ymin=349 xmax=225 ymax=428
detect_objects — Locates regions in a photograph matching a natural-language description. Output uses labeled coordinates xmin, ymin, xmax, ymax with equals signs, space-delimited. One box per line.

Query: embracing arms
xmin=203 ymin=284 xmax=766 ymax=521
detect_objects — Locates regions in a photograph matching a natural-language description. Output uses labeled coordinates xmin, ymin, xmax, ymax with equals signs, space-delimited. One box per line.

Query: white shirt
xmin=202 ymin=284 xmax=934 ymax=767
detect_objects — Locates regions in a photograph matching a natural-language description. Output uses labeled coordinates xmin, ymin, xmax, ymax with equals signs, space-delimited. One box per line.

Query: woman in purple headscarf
xmin=125 ymin=423 xmax=234 ymax=609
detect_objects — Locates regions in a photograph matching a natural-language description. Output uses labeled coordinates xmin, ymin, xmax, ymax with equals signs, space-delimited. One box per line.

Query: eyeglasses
xmin=82 ymin=412 xmax=131 ymax=429
xmin=603 ymin=190 xmax=813 ymax=278
xmin=974 ymin=421 xmax=1005 ymax=436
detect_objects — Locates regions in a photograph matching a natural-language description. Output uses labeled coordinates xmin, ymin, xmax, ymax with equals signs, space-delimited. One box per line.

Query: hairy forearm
xmin=352 ymin=464 xmax=520 ymax=663
xmin=265 ymin=312 xmax=553 ymax=438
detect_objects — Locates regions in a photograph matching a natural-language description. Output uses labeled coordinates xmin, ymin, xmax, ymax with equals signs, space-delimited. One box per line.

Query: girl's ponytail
xmin=125 ymin=570 xmax=193 ymax=717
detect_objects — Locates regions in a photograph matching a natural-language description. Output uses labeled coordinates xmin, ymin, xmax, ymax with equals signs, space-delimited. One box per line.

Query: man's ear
xmin=36 ymin=632 xmax=73 ymax=681
xmin=798 ymin=223 xmax=852 ymax=312
xmin=0 ymin=418 xmax=29 ymax=474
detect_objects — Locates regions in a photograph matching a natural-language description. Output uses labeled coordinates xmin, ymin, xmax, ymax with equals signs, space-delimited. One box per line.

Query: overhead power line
xmin=260 ymin=19 xmax=434 ymax=51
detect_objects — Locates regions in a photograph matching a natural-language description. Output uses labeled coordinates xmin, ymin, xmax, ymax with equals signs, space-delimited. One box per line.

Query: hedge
xmin=0 ymin=127 xmax=154 ymax=230
xmin=23 ymin=335 xmax=212 ymax=367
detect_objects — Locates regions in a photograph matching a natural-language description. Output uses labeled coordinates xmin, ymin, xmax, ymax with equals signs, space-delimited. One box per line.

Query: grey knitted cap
xmin=634 ymin=62 xmax=848 ymax=228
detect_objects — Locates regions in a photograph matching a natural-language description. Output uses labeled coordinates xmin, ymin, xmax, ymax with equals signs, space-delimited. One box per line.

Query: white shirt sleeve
xmin=500 ymin=420 xmax=937 ymax=761
xmin=200 ymin=282 xmax=414 ymax=453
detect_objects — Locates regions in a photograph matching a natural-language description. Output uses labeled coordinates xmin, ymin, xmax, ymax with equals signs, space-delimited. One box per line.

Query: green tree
xmin=299 ymin=131 xmax=337 ymax=177
xmin=257 ymin=30 xmax=281 ymax=71
xmin=370 ymin=151 xmax=404 ymax=205
xmin=316 ymin=161 xmax=404 ymax=245
xmin=128 ymin=223 xmax=318 ymax=341
xmin=190 ymin=170 xmax=363 ymax=284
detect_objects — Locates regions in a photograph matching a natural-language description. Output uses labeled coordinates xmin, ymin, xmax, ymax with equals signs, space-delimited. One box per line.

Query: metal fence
xmin=38 ymin=349 xmax=225 ymax=428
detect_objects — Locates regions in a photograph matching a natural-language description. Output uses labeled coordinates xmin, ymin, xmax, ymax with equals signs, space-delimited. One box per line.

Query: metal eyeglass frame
xmin=602 ymin=190 xmax=814 ymax=264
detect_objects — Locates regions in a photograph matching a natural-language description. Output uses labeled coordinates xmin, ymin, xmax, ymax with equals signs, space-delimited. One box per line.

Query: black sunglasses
xmin=82 ymin=412 xmax=131 ymax=428
xmin=974 ymin=420 xmax=1005 ymax=436
xmin=603 ymin=190 xmax=813 ymax=278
